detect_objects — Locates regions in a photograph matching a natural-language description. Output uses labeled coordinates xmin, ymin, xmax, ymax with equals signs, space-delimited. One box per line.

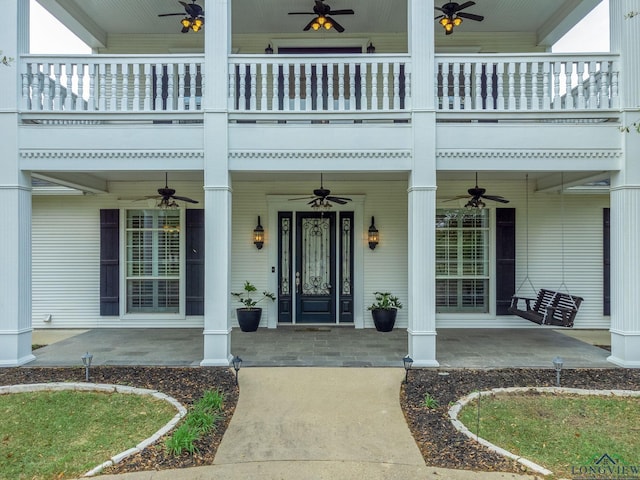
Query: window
xmin=436 ymin=209 xmax=489 ymax=313
xmin=125 ymin=209 xmax=182 ymax=313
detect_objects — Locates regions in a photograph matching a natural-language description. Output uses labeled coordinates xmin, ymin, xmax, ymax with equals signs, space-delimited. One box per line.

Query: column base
xmin=607 ymin=331 xmax=640 ymax=368
xmin=200 ymin=328 xmax=233 ymax=366
xmin=407 ymin=329 xmax=439 ymax=367
xmin=0 ymin=330 xmax=36 ymax=367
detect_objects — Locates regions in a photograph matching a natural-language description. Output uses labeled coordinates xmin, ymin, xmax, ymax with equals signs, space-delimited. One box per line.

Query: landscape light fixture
xmin=552 ymin=356 xmax=564 ymax=387
xmin=81 ymin=351 xmax=93 ymax=382
xmin=403 ymin=355 xmax=413 ymax=384
xmin=232 ymin=355 xmax=243 ymax=385
xmin=368 ymin=217 xmax=379 ymax=250
xmin=253 ymin=216 xmax=265 ymax=250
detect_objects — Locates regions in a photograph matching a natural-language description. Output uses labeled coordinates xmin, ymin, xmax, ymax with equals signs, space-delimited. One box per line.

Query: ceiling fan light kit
xmin=159 ymin=0 xmax=205 ymax=33
xmin=289 ymin=0 xmax=354 ymax=33
xmin=434 ymin=1 xmax=484 ymax=35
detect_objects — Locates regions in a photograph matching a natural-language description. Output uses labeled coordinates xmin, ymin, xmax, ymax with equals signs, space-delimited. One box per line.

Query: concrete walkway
xmin=98 ymin=368 xmax=537 ymax=480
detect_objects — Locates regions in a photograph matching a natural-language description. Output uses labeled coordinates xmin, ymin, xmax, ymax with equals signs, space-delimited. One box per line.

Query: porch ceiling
xmin=37 ymin=0 xmax=602 ymax=49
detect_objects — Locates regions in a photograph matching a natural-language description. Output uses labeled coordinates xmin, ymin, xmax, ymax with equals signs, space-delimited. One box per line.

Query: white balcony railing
xmin=228 ymin=54 xmax=410 ymax=113
xmin=435 ymin=54 xmax=619 ymax=112
xmin=21 ymin=54 xmax=204 ymax=113
xmin=20 ymin=53 xmax=620 ymax=117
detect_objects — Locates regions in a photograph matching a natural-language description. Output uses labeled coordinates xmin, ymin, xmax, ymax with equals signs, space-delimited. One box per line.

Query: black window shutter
xmin=603 ymin=208 xmax=610 ymax=316
xmin=100 ymin=209 xmax=119 ymax=316
xmin=495 ymin=208 xmax=516 ymax=315
xmin=186 ymin=209 xmax=205 ymax=315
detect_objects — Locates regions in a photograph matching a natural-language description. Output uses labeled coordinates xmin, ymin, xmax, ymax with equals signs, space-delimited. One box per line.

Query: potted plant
xmin=231 ymin=281 xmax=276 ymax=332
xmin=368 ymin=292 xmax=403 ymax=332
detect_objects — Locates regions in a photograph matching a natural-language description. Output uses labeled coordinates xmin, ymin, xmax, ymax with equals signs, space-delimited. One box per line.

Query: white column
xmin=200 ymin=0 xmax=232 ymax=365
xmin=0 ymin=0 xmax=34 ymax=366
xmin=406 ymin=0 xmax=438 ymax=366
xmin=608 ymin=0 xmax=640 ymax=367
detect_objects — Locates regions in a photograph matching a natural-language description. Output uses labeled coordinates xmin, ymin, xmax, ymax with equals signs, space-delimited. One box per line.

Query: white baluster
xmin=474 ymin=62 xmax=482 ymax=110
xmin=531 ymin=62 xmax=539 ymax=110
xmin=496 ymin=62 xmax=505 ymax=110
xmin=542 ymin=62 xmax=550 ymax=110
xmin=576 ymin=61 xmax=585 ymax=109
xmin=165 ymin=63 xmax=174 ymax=111
xmin=89 ymin=63 xmax=97 ymax=111
xmin=382 ymin=62 xmax=390 ymax=110
xmin=228 ymin=62 xmax=236 ymax=110
xmin=588 ymin=61 xmax=597 ymax=109
xmin=143 ymin=63 xmax=152 ymax=111
xmin=507 ymin=62 xmax=516 ymax=110
xmin=338 ymin=62 xmax=346 ymax=111
xmin=404 ymin=62 xmax=411 ymax=110
xmin=261 ymin=62 xmax=268 ymax=111
xmin=110 ymin=63 xmax=119 ymax=111
xmin=441 ymin=61 xmax=449 ymax=110
xmin=53 ymin=63 xmax=62 ymax=111
xmin=283 ymin=63 xmax=290 ymax=111
xmin=371 ymin=62 xmax=378 ymax=110
xmin=155 ymin=63 xmax=164 ymax=111
xmin=392 ymin=62 xmax=400 ymax=111
xmin=327 ymin=63 xmax=334 ymax=111
xmin=98 ymin=63 xmax=107 ymax=111
xmin=519 ymin=62 xmax=528 ymax=110
xmin=462 ymin=62 xmax=471 ymax=110
xmin=452 ymin=62 xmax=460 ymax=110
xmin=42 ymin=63 xmax=51 ymax=111
xmin=305 ymin=62 xmax=313 ymax=111
xmin=294 ymin=62 xmax=302 ymax=111
xmin=190 ymin=63 xmax=198 ymax=110
xmin=238 ymin=63 xmax=247 ymax=110
xmin=249 ymin=63 xmax=257 ymax=111
xmin=348 ymin=62 xmax=356 ymax=111
xmin=599 ymin=60 xmax=610 ymax=109
xmin=610 ymin=61 xmax=619 ymax=109
xmin=177 ymin=63 xmax=185 ymax=111
xmin=32 ymin=63 xmax=42 ymax=111
xmin=132 ymin=64 xmax=140 ymax=111
xmin=486 ymin=63 xmax=495 ymax=110
xmin=363 ymin=62 xmax=370 ymax=111
xmin=21 ymin=62 xmax=31 ymax=110
xmin=552 ymin=61 xmax=561 ymax=109
xmin=272 ymin=63 xmax=279 ymax=111
xmin=64 ymin=63 xmax=74 ymax=111
xmin=564 ymin=61 xmax=574 ymax=109
xmin=121 ymin=63 xmax=129 ymax=111
xmin=76 ymin=63 xmax=85 ymax=111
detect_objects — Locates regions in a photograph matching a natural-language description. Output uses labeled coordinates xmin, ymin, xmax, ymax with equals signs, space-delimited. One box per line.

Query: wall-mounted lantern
xmin=253 ymin=216 xmax=265 ymax=250
xmin=368 ymin=216 xmax=379 ymax=250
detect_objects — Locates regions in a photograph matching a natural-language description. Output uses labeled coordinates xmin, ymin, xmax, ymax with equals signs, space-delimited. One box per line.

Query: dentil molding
xmin=20 ymin=150 xmax=204 ymax=159
xmin=229 ymin=150 xmax=412 ymax=160
xmin=437 ymin=150 xmax=622 ymax=159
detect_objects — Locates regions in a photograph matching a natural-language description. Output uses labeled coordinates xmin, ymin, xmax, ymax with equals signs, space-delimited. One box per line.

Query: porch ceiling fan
xmin=288 ymin=0 xmax=354 ymax=33
xmin=435 ymin=1 xmax=484 ymax=35
xmin=445 ymin=172 xmax=509 ymax=208
xmin=158 ymin=0 xmax=205 ymax=33
xmin=146 ymin=173 xmax=199 ymax=209
xmin=289 ymin=174 xmax=352 ymax=209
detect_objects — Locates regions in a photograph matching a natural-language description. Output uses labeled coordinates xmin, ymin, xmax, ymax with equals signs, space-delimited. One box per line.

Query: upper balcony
xmin=19 ymin=52 xmax=620 ymax=124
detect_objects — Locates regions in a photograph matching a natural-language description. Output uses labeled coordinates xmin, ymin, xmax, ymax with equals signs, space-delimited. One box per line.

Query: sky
xmin=29 ymin=0 xmax=610 ymax=54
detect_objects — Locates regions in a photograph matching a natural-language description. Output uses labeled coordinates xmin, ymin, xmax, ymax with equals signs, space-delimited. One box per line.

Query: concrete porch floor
xmin=28 ymin=327 xmax=613 ymax=368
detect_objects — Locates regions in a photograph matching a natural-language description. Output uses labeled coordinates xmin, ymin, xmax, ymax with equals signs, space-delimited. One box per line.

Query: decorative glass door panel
xmin=296 ymin=212 xmax=336 ymax=323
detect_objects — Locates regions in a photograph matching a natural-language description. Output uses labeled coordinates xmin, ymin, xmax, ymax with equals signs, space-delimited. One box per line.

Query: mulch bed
xmin=0 ymin=366 xmax=238 ymax=474
xmin=2 ymin=366 xmax=639 ymax=475
xmin=400 ymin=368 xmax=640 ymax=474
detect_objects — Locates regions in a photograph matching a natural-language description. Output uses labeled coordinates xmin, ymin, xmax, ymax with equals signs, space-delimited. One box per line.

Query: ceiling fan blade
xmin=327 ymin=195 xmax=352 ymax=202
xmin=482 ymin=195 xmax=510 ymax=203
xmin=328 ymin=9 xmax=354 ymax=15
xmin=435 ymin=14 xmax=445 ymax=20
xmin=455 ymin=1 xmax=476 ymax=11
xmin=326 ymin=197 xmax=348 ymax=205
xmin=303 ymin=19 xmax=315 ymax=31
xmin=307 ymin=198 xmax=321 ymax=205
xmin=172 ymin=195 xmax=199 ymax=204
xmin=330 ymin=17 xmax=345 ymax=32
xmin=442 ymin=195 xmax=470 ymax=202
xmin=457 ymin=11 xmax=484 ymax=21
xmin=289 ymin=196 xmax=315 ymax=201
xmin=434 ymin=6 xmax=445 ymax=12
xmin=158 ymin=13 xmax=185 ymax=16
xmin=289 ymin=11 xmax=315 ymax=14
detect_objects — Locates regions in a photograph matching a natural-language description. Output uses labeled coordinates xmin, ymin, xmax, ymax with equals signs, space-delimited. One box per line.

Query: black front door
xmin=295 ymin=212 xmax=336 ymax=323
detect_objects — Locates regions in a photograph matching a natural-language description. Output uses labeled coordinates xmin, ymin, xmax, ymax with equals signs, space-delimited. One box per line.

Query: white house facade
xmin=1 ymin=0 xmax=639 ymax=367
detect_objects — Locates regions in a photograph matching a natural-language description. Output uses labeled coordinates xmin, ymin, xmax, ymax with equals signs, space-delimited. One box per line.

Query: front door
xmin=295 ymin=212 xmax=336 ymax=323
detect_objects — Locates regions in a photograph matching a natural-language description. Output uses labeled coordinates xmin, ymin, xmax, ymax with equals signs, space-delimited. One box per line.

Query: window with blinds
xmin=436 ymin=209 xmax=490 ymax=313
xmin=126 ymin=210 xmax=181 ymax=313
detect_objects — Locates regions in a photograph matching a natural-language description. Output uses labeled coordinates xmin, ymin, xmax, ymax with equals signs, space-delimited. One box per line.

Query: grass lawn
xmin=0 ymin=390 xmax=176 ymax=480
xmin=458 ymin=392 xmax=640 ymax=478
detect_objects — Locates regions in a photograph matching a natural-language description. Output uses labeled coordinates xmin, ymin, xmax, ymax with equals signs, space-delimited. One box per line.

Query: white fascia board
xmin=36 ymin=0 xmax=107 ymax=49
xmin=31 ymin=172 xmax=108 ymax=194
xmin=537 ymin=0 xmax=602 ymax=48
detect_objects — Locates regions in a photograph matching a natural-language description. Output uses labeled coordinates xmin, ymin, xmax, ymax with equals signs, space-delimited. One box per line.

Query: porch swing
xmin=507 ymin=174 xmax=584 ymax=327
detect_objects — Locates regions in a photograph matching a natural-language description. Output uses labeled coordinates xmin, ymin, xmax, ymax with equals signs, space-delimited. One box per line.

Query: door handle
xmin=295 ymin=272 xmax=300 ymax=293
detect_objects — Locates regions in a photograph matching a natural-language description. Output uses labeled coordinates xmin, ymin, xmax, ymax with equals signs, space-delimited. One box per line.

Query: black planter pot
xmin=371 ymin=308 xmax=397 ymax=332
xmin=236 ymin=308 xmax=262 ymax=332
